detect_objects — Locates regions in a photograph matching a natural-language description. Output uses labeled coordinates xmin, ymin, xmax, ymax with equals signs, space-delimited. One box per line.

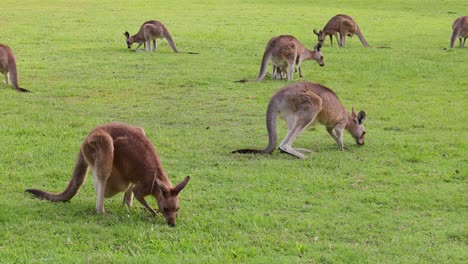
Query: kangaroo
xmin=450 ymin=16 xmax=468 ymax=48
xmin=314 ymin=14 xmax=369 ymax=47
xmin=232 ymin=82 xmax=366 ymax=159
xmin=256 ymin=35 xmax=324 ymax=81
xmin=0 ymin=44 xmax=30 ymax=93
xmin=272 ymin=65 xmax=288 ymax=80
xmin=124 ymin=20 xmax=179 ymax=53
xmin=26 ymin=122 xmax=190 ymax=226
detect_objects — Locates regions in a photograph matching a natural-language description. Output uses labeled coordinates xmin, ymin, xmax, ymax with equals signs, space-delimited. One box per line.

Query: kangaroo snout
xmin=320 ymin=63 xmax=325 ymax=67
xmin=166 ymin=217 xmax=177 ymax=227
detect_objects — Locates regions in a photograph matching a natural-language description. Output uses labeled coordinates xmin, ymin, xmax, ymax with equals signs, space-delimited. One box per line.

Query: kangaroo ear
xmin=155 ymin=178 xmax=170 ymax=197
xmin=357 ymin=110 xmax=366 ymax=124
xmin=351 ymin=107 xmax=357 ymax=119
xmin=316 ymin=42 xmax=322 ymax=51
xmin=124 ymin=31 xmax=130 ymax=38
xmin=172 ymin=176 xmax=190 ymax=196
xmin=314 ymin=44 xmax=321 ymax=52
xmin=313 ymin=29 xmax=319 ymax=36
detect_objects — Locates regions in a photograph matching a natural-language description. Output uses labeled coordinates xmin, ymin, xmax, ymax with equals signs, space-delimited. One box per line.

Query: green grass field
xmin=1 ymin=0 xmax=466 ymax=263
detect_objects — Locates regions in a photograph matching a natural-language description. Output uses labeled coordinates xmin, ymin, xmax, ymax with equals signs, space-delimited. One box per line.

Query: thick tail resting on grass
xmin=233 ymin=79 xmax=255 ymax=83
xmin=232 ymin=99 xmax=278 ymax=155
xmin=179 ymin=51 xmax=199 ymax=54
xmin=25 ymin=151 xmax=88 ymax=202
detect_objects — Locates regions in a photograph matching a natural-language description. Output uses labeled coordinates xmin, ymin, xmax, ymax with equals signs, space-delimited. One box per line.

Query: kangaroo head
xmin=312 ymin=44 xmax=325 ymax=67
xmin=347 ymin=108 xmax=366 ymax=145
xmin=313 ymin=29 xmax=326 ymax=45
xmin=123 ymin=31 xmax=133 ymax=49
xmin=154 ymin=176 xmax=190 ymax=227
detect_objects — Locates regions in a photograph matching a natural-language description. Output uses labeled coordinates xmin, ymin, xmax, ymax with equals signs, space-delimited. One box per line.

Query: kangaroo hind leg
xmin=123 ymin=186 xmax=134 ymax=208
xmin=278 ymin=114 xmax=313 ymax=158
xmin=145 ymin=40 xmax=151 ymax=52
xmin=278 ymin=103 xmax=319 ymax=159
xmin=286 ymin=62 xmax=294 ymax=81
xmin=82 ymin=130 xmax=114 ymax=214
xmin=278 ymin=92 xmax=322 ymax=158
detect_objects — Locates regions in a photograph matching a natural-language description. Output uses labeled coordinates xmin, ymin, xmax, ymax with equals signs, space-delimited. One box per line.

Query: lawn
xmin=0 ymin=0 xmax=466 ymax=263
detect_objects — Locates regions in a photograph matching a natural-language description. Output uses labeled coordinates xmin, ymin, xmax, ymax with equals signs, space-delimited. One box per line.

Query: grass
xmin=0 ymin=0 xmax=467 ymax=263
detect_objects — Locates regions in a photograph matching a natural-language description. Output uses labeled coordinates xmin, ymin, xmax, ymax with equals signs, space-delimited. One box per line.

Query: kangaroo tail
xmin=26 ymin=151 xmax=89 ymax=202
xmin=356 ymin=28 xmax=369 ymax=47
xmin=256 ymin=48 xmax=271 ymax=81
xmin=163 ymin=29 xmax=179 ymax=53
xmin=232 ymin=98 xmax=278 ymax=155
xmin=16 ymin=87 xmax=30 ymax=93
xmin=6 ymin=55 xmax=31 ymax=92
xmin=450 ymin=29 xmax=459 ymax=48
xmin=233 ymin=79 xmax=254 ymax=83
xmin=179 ymin=51 xmax=199 ymax=54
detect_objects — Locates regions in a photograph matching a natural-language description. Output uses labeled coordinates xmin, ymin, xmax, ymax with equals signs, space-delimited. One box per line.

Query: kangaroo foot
xmin=278 ymin=146 xmax=306 ymax=159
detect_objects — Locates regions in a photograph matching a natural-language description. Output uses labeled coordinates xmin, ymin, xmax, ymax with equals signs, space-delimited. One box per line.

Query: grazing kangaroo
xmin=232 ymin=82 xmax=366 ymax=159
xmin=314 ymin=14 xmax=369 ymax=47
xmin=450 ymin=16 xmax=468 ymax=48
xmin=26 ymin=122 xmax=190 ymax=226
xmin=124 ymin=20 xmax=179 ymax=53
xmin=0 ymin=44 xmax=30 ymax=93
xmin=256 ymin=35 xmax=324 ymax=81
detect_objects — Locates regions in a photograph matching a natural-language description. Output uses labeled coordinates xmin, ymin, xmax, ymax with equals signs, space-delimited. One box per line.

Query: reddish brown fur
xmin=26 ymin=122 xmax=190 ymax=226
xmin=124 ymin=20 xmax=179 ymax=53
xmin=314 ymin=14 xmax=369 ymax=47
xmin=450 ymin=16 xmax=468 ymax=48
xmin=256 ymin=35 xmax=324 ymax=81
xmin=0 ymin=44 xmax=30 ymax=92
xmin=233 ymin=82 xmax=366 ymax=159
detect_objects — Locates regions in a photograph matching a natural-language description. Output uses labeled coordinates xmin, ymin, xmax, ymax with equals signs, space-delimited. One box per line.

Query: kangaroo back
xmin=26 ymin=151 xmax=89 ymax=202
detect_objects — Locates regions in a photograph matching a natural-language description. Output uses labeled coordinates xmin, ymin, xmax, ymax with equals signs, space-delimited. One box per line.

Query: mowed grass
xmin=0 ymin=0 xmax=467 ymax=263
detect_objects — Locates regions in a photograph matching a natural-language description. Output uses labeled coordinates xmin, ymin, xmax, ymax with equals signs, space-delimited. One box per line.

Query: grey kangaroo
xmin=233 ymin=82 xmax=366 ymax=159
xmin=314 ymin=14 xmax=369 ymax=47
xmin=256 ymin=35 xmax=324 ymax=81
xmin=124 ymin=20 xmax=179 ymax=53
xmin=0 ymin=44 xmax=30 ymax=92
xmin=26 ymin=122 xmax=190 ymax=226
xmin=450 ymin=16 xmax=468 ymax=48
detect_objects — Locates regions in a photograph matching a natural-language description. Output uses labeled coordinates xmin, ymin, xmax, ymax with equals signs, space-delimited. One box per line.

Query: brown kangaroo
xmin=26 ymin=122 xmax=190 ymax=226
xmin=256 ymin=35 xmax=324 ymax=81
xmin=232 ymin=82 xmax=366 ymax=159
xmin=124 ymin=20 xmax=179 ymax=53
xmin=314 ymin=14 xmax=369 ymax=47
xmin=450 ymin=16 xmax=468 ymax=48
xmin=0 ymin=44 xmax=30 ymax=93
